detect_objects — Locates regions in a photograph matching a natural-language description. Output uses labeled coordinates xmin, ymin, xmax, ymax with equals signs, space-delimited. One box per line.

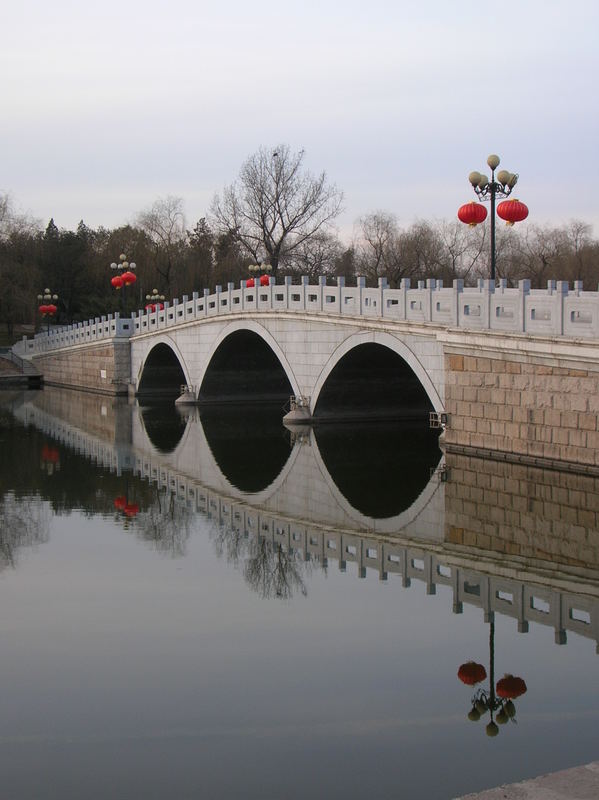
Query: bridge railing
xmin=14 ymin=277 xmax=599 ymax=356
xmin=13 ymin=313 xmax=134 ymax=357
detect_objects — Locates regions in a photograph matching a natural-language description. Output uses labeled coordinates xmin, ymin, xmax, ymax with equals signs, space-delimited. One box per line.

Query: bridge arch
xmin=136 ymin=336 xmax=192 ymax=395
xmin=310 ymin=331 xmax=444 ymax=416
xmin=196 ymin=320 xmax=302 ymax=401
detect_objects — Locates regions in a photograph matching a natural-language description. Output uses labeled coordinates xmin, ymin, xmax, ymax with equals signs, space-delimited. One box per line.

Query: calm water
xmin=0 ymin=388 xmax=597 ymax=800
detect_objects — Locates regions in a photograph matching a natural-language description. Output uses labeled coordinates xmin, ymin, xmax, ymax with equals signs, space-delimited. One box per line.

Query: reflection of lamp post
xmin=457 ymin=620 xmax=527 ymax=737
xmin=247 ymin=261 xmax=272 ymax=288
xmin=145 ymin=288 xmax=165 ymax=312
xmin=458 ymin=154 xmax=528 ymax=282
xmin=37 ymin=288 xmax=59 ymax=334
xmin=110 ymin=253 xmax=137 ymax=312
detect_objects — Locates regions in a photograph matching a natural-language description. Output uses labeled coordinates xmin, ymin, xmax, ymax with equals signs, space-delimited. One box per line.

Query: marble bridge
xmin=12 ymin=389 xmax=599 ymax=651
xmin=14 ymin=276 xmax=599 ymax=471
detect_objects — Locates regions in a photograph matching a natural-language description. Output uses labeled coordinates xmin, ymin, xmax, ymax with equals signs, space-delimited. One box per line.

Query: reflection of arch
xmin=197 ymin=320 xmax=301 ymax=400
xmin=311 ymin=331 xmax=444 ymax=415
xmin=308 ymin=431 xmax=445 ymax=535
xmin=136 ymin=336 xmax=191 ymax=394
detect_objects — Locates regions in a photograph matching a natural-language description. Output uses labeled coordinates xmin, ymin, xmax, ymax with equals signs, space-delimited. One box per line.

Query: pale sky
xmin=2 ymin=0 xmax=598 ymax=238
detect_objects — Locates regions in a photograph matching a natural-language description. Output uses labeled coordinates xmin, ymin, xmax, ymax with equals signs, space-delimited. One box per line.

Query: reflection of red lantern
xmin=458 ymin=662 xmax=487 ymax=686
xmin=246 ymin=277 xmax=255 ymax=288
xmin=124 ymin=503 xmax=139 ymax=517
xmin=496 ymin=675 xmax=527 ymax=699
xmin=114 ymin=495 xmax=127 ymax=511
xmin=121 ymin=271 xmax=137 ymax=286
xmin=259 ymin=274 xmax=270 ymax=286
xmin=458 ymin=202 xmax=488 ymax=227
xmin=111 ymin=275 xmax=124 ymax=290
xmin=41 ymin=444 xmax=60 ymax=463
xmin=497 ymin=199 xmax=529 ymax=226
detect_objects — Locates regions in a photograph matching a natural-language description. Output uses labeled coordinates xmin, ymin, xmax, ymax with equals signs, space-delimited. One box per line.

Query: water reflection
xmin=139 ymin=401 xmax=188 ymax=454
xmin=199 ymin=403 xmax=294 ymax=493
xmin=457 ymin=621 xmax=528 ymax=738
xmin=0 ymin=492 xmax=49 ymax=570
xmin=313 ymin=420 xmax=442 ymax=518
xmin=211 ymin=523 xmax=314 ymax=599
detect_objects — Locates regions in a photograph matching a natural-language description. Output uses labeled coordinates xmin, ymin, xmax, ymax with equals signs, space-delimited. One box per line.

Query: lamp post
xmin=110 ymin=253 xmax=137 ymax=313
xmin=247 ymin=261 xmax=272 ymax=287
xmin=37 ymin=288 xmax=59 ymax=334
xmin=458 ymin=154 xmax=528 ymax=282
xmin=145 ymin=289 xmax=165 ymax=313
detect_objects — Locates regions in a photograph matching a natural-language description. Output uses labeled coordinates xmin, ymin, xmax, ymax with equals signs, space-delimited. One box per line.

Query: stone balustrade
xmin=14 ymin=277 xmax=599 ymax=358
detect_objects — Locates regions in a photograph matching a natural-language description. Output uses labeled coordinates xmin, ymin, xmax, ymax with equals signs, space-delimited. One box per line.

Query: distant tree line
xmin=1 ymin=145 xmax=598 ymax=340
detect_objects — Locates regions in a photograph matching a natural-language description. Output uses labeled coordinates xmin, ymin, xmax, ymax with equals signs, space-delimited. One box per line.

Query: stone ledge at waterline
xmin=454 ymin=760 xmax=599 ymax=799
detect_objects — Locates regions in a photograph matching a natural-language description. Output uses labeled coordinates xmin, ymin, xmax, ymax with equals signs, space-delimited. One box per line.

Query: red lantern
xmin=41 ymin=444 xmax=60 ymax=463
xmin=157 ymin=302 xmax=164 ymax=310
xmin=497 ymin=199 xmax=529 ymax=226
xmin=114 ymin=495 xmax=127 ymax=511
xmin=259 ymin=274 xmax=270 ymax=286
xmin=458 ymin=202 xmax=488 ymax=227
xmin=124 ymin=502 xmax=139 ymax=517
xmin=145 ymin=303 xmax=155 ymax=312
xmin=121 ymin=271 xmax=137 ymax=286
xmin=38 ymin=304 xmax=48 ymax=316
xmin=46 ymin=304 xmax=57 ymax=315
xmin=246 ymin=277 xmax=255 ymax=288
xmin=496 ymin=675 xmax=527 ymax=699
xmin=458 ymin=661 xmax=487 ymax=686
xmin=111 ymin=275 xmax=124 ymax=290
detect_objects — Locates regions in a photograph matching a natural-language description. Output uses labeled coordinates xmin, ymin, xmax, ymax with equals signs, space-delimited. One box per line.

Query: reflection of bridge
xmin=13 ymin=390 xmax=599 ymax=651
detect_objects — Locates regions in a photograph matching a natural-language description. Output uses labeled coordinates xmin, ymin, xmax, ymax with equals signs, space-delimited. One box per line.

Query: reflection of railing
xmin=12 ymin=398 xmax=599 ymax=649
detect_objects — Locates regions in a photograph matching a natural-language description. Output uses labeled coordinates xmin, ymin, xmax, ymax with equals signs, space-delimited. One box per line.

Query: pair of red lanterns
xmin=246 ymin=274 xmax=271 ymax=288
xmin=458 ymin=661 xmax=527 ymax=699
xmin=39 ymin=303 xmax=58 ymax=316
xmin=114 ymin=495 xmax=140 ymax=518
xmin=110 ymin=271 xmax=137 ymax=290
xmin=458 ymin=198 xmax=529 ymax=227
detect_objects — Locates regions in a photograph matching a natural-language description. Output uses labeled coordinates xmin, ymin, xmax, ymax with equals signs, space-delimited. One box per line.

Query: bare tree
xmin=210 ymin=145 xmax=343 ymax=275
xmin=136 ymin=195 xmax=187 ymax=292
xmin=354 ymin=211 xmax=402 ymax=283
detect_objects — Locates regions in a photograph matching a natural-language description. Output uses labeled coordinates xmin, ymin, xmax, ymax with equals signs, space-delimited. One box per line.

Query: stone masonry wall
xmin=443 ymin=349 xmax=599 ymax=471
xmin=33 ymin=340 xmax=131 ymax=396
xmin=444 ymin=452 xmax=599 ymax=573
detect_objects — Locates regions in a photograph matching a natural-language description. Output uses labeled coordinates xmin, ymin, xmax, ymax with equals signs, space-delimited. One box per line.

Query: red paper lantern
xmin=46 ymin=304 xmax=57 ymax=315
xmin=124 ymin=502 xmax=139 ymax=517
xmin=246 ymin=277 xmax=255 ymax=288
xmin=458 ymin=202 xmax=488 ymax=227
xmin=111 ymin=275 xmax=124 ymax=289
xmin=145 ymin=303 xmax=155 ymax=312
xmin=121 ymin=271 xmax=137 ymax=286
xmin=41 ymin=444 xmax=60 ymax=463
xmin=458 ymin=661 xmax=487 ymax=686
xmin=114 ymin=495 xmax=127 ymax=511
xmin=259 ymin=274 xmax=270 ymax=286
xmin=497 ymin=199 xmax=529 ymax=226
xmin=496 ymin=675 xmax=527 ymax=699
xmin=38 ymin=304 xmax=49 ymax=316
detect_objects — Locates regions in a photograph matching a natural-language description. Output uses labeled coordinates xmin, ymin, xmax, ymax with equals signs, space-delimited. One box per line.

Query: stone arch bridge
xmin=15 ymin=276 xmax=599 ymax=471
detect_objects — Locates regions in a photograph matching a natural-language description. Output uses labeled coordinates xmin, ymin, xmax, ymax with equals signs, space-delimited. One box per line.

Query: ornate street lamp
xmin=247 ymin=261 xmax=272 ymax=288
xmin=458 ymin=154 xmax=528 ymax=281
xmin=145 ymin=289 xmax=165 ymax=312
xmin=37 ymin=288 xmax=59 ymax=334
xmin=109 ymin=253 xmax=137 ymax=312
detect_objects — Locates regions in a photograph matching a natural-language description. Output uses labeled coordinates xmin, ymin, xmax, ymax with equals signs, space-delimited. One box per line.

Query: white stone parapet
xmin=13 ymin=313 xmax=134 ymax=357
xmin=14 ymin=277 xmax=599 ymax=356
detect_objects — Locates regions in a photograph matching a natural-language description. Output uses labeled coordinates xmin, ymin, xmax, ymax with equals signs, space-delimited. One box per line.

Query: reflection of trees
xmin=0 ymin=493 xmax=49 ymax=570
xmin=129 ymin=487 xmax=195 ymax=557
xmin=211 ymin=524 xmax=315 ymax=600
